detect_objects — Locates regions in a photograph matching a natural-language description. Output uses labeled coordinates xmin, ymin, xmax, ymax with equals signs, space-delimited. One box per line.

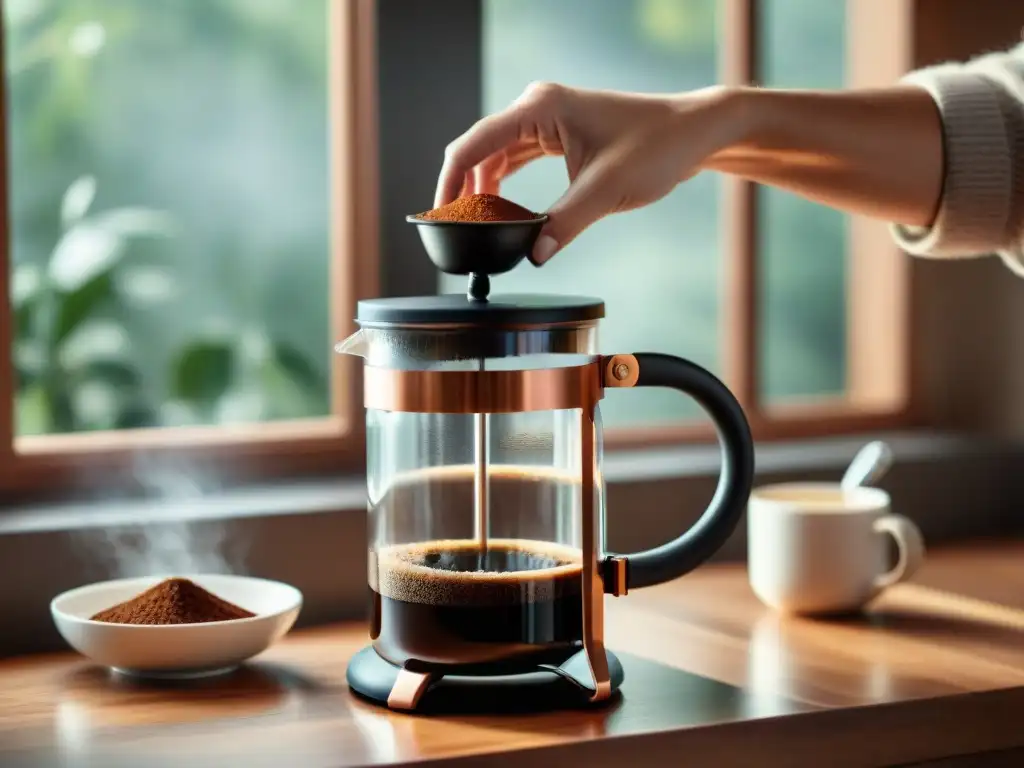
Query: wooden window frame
xmin=0 ymin=0 xmax=917 ymax=497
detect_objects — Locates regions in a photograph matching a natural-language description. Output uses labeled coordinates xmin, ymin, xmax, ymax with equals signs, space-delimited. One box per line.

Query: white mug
xmin=747 ymin=482 xmax=925 ymax=615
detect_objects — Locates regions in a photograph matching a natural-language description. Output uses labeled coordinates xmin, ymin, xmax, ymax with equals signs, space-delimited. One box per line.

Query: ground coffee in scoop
xmin=414 ymin=193 xmax=539 ymax=222
xmin=91 ymin=577 xmax=255 ymax=625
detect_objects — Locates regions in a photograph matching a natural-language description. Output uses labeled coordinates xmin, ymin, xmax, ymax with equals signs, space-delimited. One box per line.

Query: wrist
xmin=702 ymin=86 xmax=772 ymax=162
xmin=665 ymin=85 xmax=767 ymax=173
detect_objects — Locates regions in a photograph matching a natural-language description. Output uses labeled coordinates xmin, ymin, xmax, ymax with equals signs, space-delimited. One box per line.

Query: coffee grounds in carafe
xmin=370 ymin=539 xmax=583 ymax=667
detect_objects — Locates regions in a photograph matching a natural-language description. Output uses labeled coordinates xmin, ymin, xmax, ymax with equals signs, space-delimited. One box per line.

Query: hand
xmin=435 ymin=82 xmax=744 ymax=264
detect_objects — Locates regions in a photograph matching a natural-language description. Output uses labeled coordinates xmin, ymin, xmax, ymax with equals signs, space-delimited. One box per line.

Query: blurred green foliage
xmin=5 ymin=0 xmax=331 ymax=435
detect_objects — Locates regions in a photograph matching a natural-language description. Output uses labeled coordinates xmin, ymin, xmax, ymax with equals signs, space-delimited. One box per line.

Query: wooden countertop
xmin=3 ymin=542 xmax=1024 ymax=767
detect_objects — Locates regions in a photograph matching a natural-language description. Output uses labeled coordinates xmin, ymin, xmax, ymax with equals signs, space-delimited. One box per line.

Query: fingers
xmin=532 ymin=162 xmax=617 ymax=266
xmin=435 ymin=110 xmax=523 ymax=207
xmin=468 ymin=142 xmax=546 ymax=196
xmin=436 ymin=81 xmax=568 ymax=206
xmin=473 ymin=153 xmax=507 ymax=196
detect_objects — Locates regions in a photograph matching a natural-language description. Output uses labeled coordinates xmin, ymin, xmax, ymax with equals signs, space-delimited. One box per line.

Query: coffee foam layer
xmin=372 ymin=538 xmax=583 ymax=607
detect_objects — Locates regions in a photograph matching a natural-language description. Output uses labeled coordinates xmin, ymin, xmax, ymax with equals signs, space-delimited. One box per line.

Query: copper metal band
xmin=363 ymin=362 xmax=603 ymax=414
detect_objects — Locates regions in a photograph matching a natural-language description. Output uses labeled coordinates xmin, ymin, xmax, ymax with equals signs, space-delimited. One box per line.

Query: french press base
xmin=339 ymin=216 xmax=754 ymax=714
xmin=347 ymin=644 xmax=625 ymax=713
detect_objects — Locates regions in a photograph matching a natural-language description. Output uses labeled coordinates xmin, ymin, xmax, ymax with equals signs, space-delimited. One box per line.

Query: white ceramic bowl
xmin=51 ymin=574 xmax=302 ymax=679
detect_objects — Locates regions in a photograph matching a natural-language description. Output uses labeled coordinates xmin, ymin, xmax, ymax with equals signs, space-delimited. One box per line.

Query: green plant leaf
xmin=271 ymin=340 xmax=324 ymax=394
xmin=60 ymin=175 xmax=96 ymax=228
xmin=13 ymin=277 xmax=41 ymax=356
xmin=48 ymin=221 xmax=124 ymax=292
xmin=16 ymin=384 xmax=51 ymax=436
xmin=114 ymin=400 xmax=158 ymax=430
xmin=14 ymin=339 xmax=45 ymax=389
xmin=53 ymin=269 xmax=116 ymax=347
xmin=47 ymin=382 xmax=76 ymax=434
xmin=71 ymin=380 xmax=119 ymax=431
xmin=76 ymin=358 xmax=141 ymax=389
xmin=11 ymin=263 xmax=43 ymax=307
xmin=59 ymin=318 xmax=130 ymax=370
xmin=172 ymin=340 xmax=236 ymax=405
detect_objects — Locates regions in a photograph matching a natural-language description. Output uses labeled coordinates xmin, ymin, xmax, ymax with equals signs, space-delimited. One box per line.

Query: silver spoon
xmin=841 ymin=440 xmax=893 ymax=490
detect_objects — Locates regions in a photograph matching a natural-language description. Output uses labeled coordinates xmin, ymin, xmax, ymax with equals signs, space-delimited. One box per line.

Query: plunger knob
xmin=467 ymin=272 xmax=490 ymax=302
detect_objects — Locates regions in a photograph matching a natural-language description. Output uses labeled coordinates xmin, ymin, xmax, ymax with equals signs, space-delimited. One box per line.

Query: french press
xmin=341 ymin=212 xmax=754 ymax=713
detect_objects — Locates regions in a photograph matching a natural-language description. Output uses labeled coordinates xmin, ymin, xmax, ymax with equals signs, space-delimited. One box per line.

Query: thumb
xmin=531 ymin=165 xmax=617 ymax=266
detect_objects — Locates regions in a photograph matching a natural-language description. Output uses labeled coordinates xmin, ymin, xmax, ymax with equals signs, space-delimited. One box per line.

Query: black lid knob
xmin=467 ymin=273 xmax=490 ymax=302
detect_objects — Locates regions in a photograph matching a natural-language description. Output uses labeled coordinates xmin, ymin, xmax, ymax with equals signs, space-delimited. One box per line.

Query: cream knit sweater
xmin=892 ymin=42 xmax=1024 ymax=276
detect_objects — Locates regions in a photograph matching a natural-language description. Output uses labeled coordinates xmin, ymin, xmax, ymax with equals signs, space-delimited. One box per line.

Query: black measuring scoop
xmin=406 ymin=213 xmax=549 ymax=301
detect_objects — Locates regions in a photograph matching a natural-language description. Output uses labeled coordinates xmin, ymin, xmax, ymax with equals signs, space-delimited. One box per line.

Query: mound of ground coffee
xmin=414 ymin=193 xmax=539 ymax=222
xmin=91 ymin=577 xmax=255 ymax=625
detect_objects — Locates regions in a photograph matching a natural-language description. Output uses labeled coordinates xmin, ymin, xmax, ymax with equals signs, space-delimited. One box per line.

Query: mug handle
xmin=604 ymin=353 xmax=755 ymax=590
xmin=873 ymin=514 xmax=925 ymax=590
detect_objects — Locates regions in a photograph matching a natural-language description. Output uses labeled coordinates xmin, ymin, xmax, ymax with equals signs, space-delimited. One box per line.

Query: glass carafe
xmin=366 ymin=407 xmax=599 ymax=666
xmin=339 ymin=293 xmax=754 ymax=698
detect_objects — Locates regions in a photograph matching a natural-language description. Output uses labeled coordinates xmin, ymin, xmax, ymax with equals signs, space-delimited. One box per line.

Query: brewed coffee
xmin=370 ymin=538 xmax=583 ymax=666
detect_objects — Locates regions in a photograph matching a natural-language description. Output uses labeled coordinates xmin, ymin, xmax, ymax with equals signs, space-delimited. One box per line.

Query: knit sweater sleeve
xmin=890 ymin=43 xmax=1024 ymax=276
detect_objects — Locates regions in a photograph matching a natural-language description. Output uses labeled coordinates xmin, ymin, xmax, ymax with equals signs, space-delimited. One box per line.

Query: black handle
xmin=615 ymin=353 xmax=754 ymax=589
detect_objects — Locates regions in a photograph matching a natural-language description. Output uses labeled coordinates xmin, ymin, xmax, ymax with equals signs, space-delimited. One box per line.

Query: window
xmin=0 ymin=0 xmax=375 ymax=493
xmin=0 ymin=0 xmax=912 ymax=497
xmin=9 ymin=0 xmax=334 ymax=437
xmin=758 ymin=0 xmax=847 ymax=403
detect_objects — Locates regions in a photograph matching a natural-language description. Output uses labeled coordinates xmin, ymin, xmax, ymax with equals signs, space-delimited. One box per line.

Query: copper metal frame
xmin=371 ymin=355 xmax=637 ymax=708
xmin=363 ymin=361 xmax=602 ymax=414
xmin=580 ymin=354 xmax=635 ymax=702
xmin=387 ymin=668 xmax=435 ymax=711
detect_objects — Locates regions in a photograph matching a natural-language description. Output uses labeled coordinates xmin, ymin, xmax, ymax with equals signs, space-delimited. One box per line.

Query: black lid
xmin=356 ymin=293 xmax=605 ymax=328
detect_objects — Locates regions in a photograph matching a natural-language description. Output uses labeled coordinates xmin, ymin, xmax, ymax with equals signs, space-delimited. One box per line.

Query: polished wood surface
xmin=3 ymin=542 xmax=1024 ymax=767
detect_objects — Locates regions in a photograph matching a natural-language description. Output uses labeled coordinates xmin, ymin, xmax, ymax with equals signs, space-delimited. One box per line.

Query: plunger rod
xmin=474 ymin=357 xmax=489 ymax=551
xmin=474 ymin=411 xmax=488 ymax=550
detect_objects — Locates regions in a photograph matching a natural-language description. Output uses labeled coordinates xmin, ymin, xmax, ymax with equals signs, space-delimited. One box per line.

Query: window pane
xmin=758 ymin=0 xmax=847 ymax=402
xmin=5 ymin=0 xmax=331 ymax=436
xmin=453 ymin=0 xmax=719 ymax=428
